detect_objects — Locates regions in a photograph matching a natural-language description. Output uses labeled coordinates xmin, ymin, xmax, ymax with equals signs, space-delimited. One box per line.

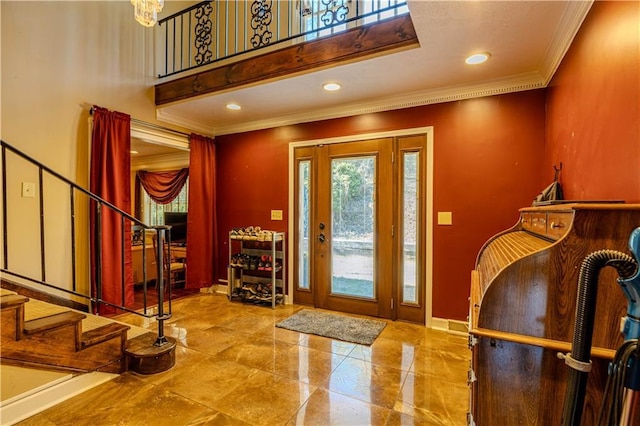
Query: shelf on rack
xmin=227 ymin=230 xmax=286 ymax=309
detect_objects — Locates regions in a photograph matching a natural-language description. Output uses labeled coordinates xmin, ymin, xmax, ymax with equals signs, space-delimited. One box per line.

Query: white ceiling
xmin=154 ymin=0 xmax=593 ymax=137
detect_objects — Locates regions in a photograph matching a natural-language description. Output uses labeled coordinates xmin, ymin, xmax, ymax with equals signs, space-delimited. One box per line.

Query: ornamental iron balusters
xmin=194 ymin=2 xmax=214 ymax=66
xmin=158 ymin=0 xmax=407 ymax=78
xmin=320 ymin=0 xmax=350 ymax=27
xmin=250 ymin=0 xmax=274 ymax=48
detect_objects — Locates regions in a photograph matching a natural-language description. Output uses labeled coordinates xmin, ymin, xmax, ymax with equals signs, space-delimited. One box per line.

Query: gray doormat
xmin=276 ymin=309 xmax=386 ymax=345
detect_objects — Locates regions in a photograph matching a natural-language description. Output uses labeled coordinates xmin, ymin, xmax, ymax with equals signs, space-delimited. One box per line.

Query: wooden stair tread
xmin=23 ymin=311 xmax=86 ymax=335
xmin=0 ymin=289 xmax=149 ymax=374
xmin=81 ymin=323 xmax=130 ymax=349
xmin=1 ymin=294 xmax=29 ymax=309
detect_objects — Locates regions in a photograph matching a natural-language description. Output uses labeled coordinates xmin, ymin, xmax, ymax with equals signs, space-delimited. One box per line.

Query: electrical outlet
xmin=271 ymin=210 xmax=283 ymax=220
xmin=22 ymin=182 xmax=36 ymax=198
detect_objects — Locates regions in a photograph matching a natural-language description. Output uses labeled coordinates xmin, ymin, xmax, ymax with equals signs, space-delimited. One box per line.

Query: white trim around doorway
xmin=287 ymin=126 xmax=434 ymax=326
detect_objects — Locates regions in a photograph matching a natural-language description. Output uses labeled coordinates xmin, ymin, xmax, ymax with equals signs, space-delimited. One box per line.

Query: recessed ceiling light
xmin=465 ymin=53 xmax=490 ymax=65
xmin=323 ymin=82 xmax=341 ymax=92
xmin=130 ymin=150 xmax=139 ymax=154
xmin=226 ymin=103 xmax=242 ymax=110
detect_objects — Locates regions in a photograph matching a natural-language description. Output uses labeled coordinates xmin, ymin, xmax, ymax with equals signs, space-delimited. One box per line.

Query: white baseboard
xmin=431 ymin=317 xmax=469 ymax=336
xmin=214 ymin=283 xmax=451 ymax=312
xmin=198 ymin=285 xmax=227 ymax=295
xmin=0 ymin=371 xmax=117 ymax=425
xmin=211 ymin=283 xmax=291 ymax=304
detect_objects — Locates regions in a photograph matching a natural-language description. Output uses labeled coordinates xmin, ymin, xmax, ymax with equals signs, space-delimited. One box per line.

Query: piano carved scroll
xmin=468 ymin=203 xmax=640 ymax=425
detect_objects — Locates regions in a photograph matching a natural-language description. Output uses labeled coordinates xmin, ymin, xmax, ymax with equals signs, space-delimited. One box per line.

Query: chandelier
xmin=131 ymin=0 xmax=164 ymax=27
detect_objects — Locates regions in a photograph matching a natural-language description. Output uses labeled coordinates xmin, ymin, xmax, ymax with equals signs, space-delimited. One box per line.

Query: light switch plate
xmin=437 ymin=211 xmax=452 ymax=225
xmin=271 ymin=210 xmax=283 ymax=220
xmin=22 ymin=182 xmax=36 ymax=198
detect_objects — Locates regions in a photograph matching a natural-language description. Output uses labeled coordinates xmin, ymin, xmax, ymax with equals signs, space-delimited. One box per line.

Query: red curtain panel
xmin=186 ymin=133 xmax=217 ymax=289
xmin=90 ymin=106 xmax=134 ymax=314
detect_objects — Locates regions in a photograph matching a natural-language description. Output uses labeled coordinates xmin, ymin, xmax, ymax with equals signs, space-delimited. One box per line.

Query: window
xmin=298 ymin=160 xmax=311 ymax=290
xmin=303 ymin=0 xmax=349 ymax=41
xmin=361 ymin=0 xmax=409 ymax=25
xmin=302 ymin=0 xmax=408 ymax=41
xmin=402 ymin=152 xmax=418 ymax=304
xmin=141 ymin=178 xmax=189 ymax=226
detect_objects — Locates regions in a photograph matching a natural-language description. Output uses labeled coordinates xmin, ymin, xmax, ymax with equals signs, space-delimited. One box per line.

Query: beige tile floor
xmin=19 ymin=293 xmax=470 ymax=426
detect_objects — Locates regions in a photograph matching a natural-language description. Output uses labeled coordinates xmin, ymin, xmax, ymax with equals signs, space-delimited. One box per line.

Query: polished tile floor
xmin=19 ymin=292 xmax=470 ymax=426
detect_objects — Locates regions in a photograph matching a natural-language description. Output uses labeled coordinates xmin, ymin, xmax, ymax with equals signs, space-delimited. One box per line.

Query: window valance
xmin=137 ymin=168 xmax=189 ymax=204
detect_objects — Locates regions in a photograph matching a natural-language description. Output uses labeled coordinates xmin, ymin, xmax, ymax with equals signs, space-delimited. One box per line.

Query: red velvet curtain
xmin=137 ymin=168 xmax=189 ymax=204
xmin=186 ymin=133 xmax=217 ymax=289
xmin=90 ymin=107 xmax=134 ymax=314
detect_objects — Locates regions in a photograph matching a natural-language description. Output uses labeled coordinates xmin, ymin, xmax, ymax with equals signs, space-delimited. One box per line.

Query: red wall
xmin=216 ymin=90 xmax=546 ymax=321
xmin=213 ymin=1 xmax=638 ymax=322
xmin=546 ymin=1 xmax=640 ymax=202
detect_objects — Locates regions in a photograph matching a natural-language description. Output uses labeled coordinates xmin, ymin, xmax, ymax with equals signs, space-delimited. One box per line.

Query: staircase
xmin=1 ymin=288 xmax=176 ymax=373
xmin=1 ymin=140 xmax=178 ymax=423
xmin=0 ymin=288 xmax=176 ymax=423
xmin=2 ymin=289 xmax=127 ymax=373
xmin=1 ymin=140 xmax=178 ymax=369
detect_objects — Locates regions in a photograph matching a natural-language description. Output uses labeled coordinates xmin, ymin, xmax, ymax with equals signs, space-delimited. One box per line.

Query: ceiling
xmin=154 ymin=0 xmax=593 ymax=137
xmin=131 ymin=139 xmax=183 ymax=157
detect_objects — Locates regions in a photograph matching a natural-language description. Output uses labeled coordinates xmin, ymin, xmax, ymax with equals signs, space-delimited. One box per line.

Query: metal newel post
xmin=154 ymin=226 xmax=169 ymax=346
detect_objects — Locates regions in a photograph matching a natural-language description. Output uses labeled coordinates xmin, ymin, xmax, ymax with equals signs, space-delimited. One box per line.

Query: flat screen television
xmin=164 ymin=211 xmax=187 ymax=244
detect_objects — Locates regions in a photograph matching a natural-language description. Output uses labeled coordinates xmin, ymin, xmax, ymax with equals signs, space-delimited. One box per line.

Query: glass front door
xmin=316 ymin=138 xmax=393 ymax=318
xmin=293 ymin=135 xmax=427 ymax=322
xmin=329 ymin=155 xmax=376 ymax=299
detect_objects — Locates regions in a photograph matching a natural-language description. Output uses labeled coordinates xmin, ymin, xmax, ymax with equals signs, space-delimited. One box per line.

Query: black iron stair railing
xmin=1 ymin=140 xmax=173 ymax=348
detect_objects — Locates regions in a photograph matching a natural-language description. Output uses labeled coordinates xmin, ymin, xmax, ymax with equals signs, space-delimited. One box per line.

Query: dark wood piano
xmin=469 ymin=203 xmax=640 ymax=425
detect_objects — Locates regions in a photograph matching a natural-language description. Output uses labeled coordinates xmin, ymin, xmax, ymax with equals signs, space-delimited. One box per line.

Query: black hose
xmin=597 ymin=340 xmax=639 ymax=425
xmin=562 ymin=250 xmax=637 ymax=426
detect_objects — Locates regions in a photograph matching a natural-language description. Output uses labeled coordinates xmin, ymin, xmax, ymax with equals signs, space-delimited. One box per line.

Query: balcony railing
xmin=158 ymin=0 xmax=409 ymax=78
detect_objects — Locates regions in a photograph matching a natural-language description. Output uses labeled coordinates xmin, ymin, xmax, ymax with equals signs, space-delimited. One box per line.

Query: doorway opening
xmin=288 ymin=128 xmax=433 ymax=324
xmin=129 ymin=123 xmax=195 ymax=309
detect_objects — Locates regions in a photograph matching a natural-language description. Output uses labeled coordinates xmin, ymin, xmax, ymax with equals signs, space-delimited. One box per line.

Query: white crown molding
xmin=539 ymin=0 xmax=593 ymax=85
xmin=131 ymin=152 xmax=189 ymax=171
xmin=154 ymin=110 xmax=214 ymax=137
xmin=157 ymin=72 xmax=546 ymax=136
xmin=153 ymin=1 xmax=591 ymax=138
xmin=130 ymin=122 xmax=190 ymax=150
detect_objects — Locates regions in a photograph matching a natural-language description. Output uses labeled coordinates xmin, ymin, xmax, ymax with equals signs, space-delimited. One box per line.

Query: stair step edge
xmin=23 ymin=312 xmax=86 ymax=335
xmin=81 ymin=323 xmax=130 ymax=349
xmin=1 ymin=294 xmax=29 ymax=309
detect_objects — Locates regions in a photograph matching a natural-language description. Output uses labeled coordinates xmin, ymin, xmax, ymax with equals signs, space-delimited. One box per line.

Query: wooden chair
xmin=152 ymin=233 xmax=186 ymax=292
